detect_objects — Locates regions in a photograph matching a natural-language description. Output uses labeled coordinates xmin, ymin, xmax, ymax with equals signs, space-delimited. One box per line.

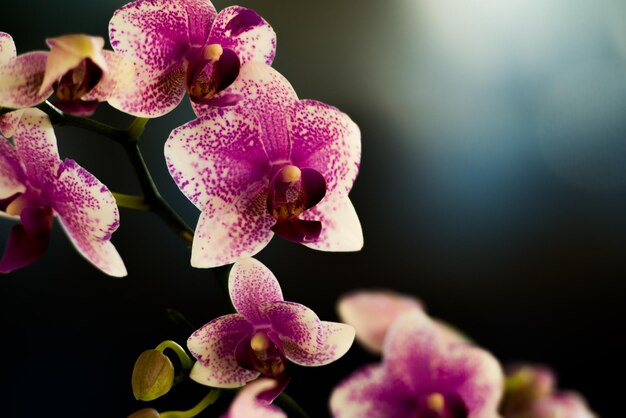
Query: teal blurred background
xmin=2 ymin=0 xmax=625 ymax=416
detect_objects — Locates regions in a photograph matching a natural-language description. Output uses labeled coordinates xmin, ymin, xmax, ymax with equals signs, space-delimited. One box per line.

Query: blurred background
xmin=1 ymin=0 xmax=625 ymax=416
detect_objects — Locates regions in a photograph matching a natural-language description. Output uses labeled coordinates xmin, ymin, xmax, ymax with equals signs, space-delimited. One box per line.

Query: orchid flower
xmin=165 ymin=62 xmax=362 ymax=268
xmin=330 ymin=309 xmax=503 ymax=418
xmin=338 ymin=290 xmax=468 ymax=354
xmin=187 ymin=258 xmax=355 ymax=394
xmin=222 ymin=379 xmax=286 ymax=418
xmin=501 ymin=364 xmax=597 ymax=418
xmin=108 ymin=0 xmax=276 ymax=117
xmin=0 ymin=108 xmax=126 ymax=276
xmin=0 ymin=32 xmax=133 ymax=116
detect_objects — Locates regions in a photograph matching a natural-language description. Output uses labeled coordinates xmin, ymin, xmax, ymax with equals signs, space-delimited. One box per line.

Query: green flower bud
xmin=128 ymin=408 xmax=160 ymax=418
xmin=131 ymin=349 xmax=175 ymax=401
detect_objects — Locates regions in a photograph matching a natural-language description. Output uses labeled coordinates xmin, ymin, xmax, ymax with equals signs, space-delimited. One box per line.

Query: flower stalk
xmin=159 ymin=389 xmax=221 ymax=418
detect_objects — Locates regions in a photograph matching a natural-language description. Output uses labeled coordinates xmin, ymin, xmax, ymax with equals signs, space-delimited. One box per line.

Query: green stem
xmin=275 ymin=392 xmax=310 ymax=418
xmin=155 ymin=340 xmax=193 ymax=371
xmin=160 ymin=389 xmax=221 ymax=418
xmin=113 ymin=193 xmax=149 ymax=211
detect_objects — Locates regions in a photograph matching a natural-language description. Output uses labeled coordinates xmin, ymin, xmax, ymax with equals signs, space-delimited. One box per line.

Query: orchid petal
xmin=529 ymin=392 xmax=598 ymax=418
xmin=13 ymin=108 xmax=60 ymax=189
xmin=283 ymin=321 xmax=355 ymax=367
xmin=188 ymin=314 xmax=259 ymax=388
xmin=301 ymin=192 xmax=363 ymax=252
xmin=384 ymin=310 xmax=504 ymax=418
xmin=0 ymin=32 xmax=16 ymax=64
xmin=193 ymin=63 xmax=297 ymax=164
xmin=223 ymin=379 xmax=286 ymax=418
xmin=0 ymin=51 xmax=50 ymax=108
xmin=0 ymin=109 xmax=24 ymax=138
xmin=0 ymin=207 xmax=53 ymax=273
xmin=165 ymin=107 xmax=268 ymax=210
xmin=107 ymin=63 xmax=186 ymax=118
xmin=260 ymin=301 xmax=322 ymax=359
xmin=0 ymin=137 xmax=25 ymax=199
xmin=209 ymin=6 xmax=276 ymax=66
xmin=330 ymin=364 xmax=414 ymax=418
xmin=289 ymin=99 xmax=361 ymax=194
xmin=191 ymin=196 xmax=275 ymax=268
xmin=109 ymin=0 xmax=215 ymax=74
xmin=337 ymin=291 xmax=423 ymax=354
xmin=39 ymin=35 xmax=107 ymax=95
xmin=82 ymin=50 xmax=135 ymax=101
xmin=51 ymin=159 xmax=125 ymax=277
xmin=229 ymin=258 xmax=284 ymax=321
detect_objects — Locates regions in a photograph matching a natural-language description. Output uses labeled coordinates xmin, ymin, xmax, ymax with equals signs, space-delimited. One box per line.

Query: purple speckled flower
xmin=0 ymin=32 xmax=134 ymax=116
xmin=222 ymin=378 xmax=286 ymax=418
xmin=0 ymin=108 xmax=126 ymax=276
xmin=108 ymin=0 xmax=276 ymax=117
xmin=330 ymin=309 xmax=503 ymax=418
xmin=165 ymin=62 xmax=362 ymax=268
xmin=187 ymin=257 xmax=355 ymax=391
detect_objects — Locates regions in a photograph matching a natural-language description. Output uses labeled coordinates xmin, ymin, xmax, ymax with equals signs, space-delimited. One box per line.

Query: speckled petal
xmin=193 ymin=63 xmax=297 ymax=164
xmin=289 ymin=99 xmax=360 ymax=193
xmin=0 ymin=32 xmax=16 ymax=64
xmin=107 ymin=63 xmax=186 ymax=118
xmin=229 ymin=258 xmax=284 ymax=321
xmin=52 ymin=159 xmax=126 ymax=277
xmin=209 ymin=6 xmax=276 ymax=65
xmin=260 ymin=301 xmax=321 ymax=358
xmin=301 ymin=192 xmax=363 ymax=252
xmin=0 ymin=51 xmax=50 ymax=108
xmin=83 ymin=50 xmax=135 ymax=101
xmin=283 ymin=321 xmax=355 ymax=367
xmin=330 ymin=364 xmax=414 ymax=418
xmin=12 ymin=108 xmax=60 ymax=189
xmin=165 ymin=107 xmax=268 ymax=210
xmin=109 ymin=0 xmax=215 ymax=73
xmin=191 ymin=196 xmax=275 ymax=268
xmin=0 ymin=137 xmax=25 ymax=199
xmin=39 ymin=35 xmax=107 ymax=95
xmin=188 ymin=313 xmax=259 ymax=388
xmin=0 ymin=109 xmax=24 ymax=138
xmin=384 ymin=310 xmax=504 ymax=418
xmin=337 ymin=291 xmax=423 ymax=354
xmin=109 ymin=0 xmax=215 ymax=117
xmin=223 ymin=379 xmax=286 ymax=418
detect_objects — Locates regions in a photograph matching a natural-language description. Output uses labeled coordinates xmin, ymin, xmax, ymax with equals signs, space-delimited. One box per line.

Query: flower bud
xmin=501 ymin=364 xmax=555 ymax=415
xmin=128 ymin=408 xmax=160 ymax=418
xmin=131 ymin=349 xmax=175 ymax=401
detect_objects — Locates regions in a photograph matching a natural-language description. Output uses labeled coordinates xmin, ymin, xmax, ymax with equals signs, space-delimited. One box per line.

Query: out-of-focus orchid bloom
xmin=166 ymin=62 xmax=362 ymax=268
xmin=338 ymin=290 xmax=468 ymax=354
xmin=330 ymin=309 xmax=503 ymax=418
xmin=222 ymin=379 xmax=286 ymax=418
xmin=0 ymin=32 xmax=133 ymax=116
xmin=187 ymin=258 xmax=355 ymax=395
xmin=502 ymin=364 xmax=597 ymax=418
xmin=0 ymin=108 xmax=126 ymax=276
xmin=108 ymin=0 xmax=276 ymax=117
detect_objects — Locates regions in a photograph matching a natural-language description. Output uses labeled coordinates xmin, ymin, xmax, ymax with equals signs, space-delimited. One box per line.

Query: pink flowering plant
xmin=0 ymin=1 xmax=600 ymax=417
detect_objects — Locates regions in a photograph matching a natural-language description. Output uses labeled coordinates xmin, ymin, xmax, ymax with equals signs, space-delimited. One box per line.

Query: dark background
xmin=2 ymin=1 xmax=625 ymax=416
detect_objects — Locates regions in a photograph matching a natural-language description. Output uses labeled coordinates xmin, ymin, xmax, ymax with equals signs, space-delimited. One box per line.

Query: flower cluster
xmin=0 ymin=0 xmax=600 ymax=417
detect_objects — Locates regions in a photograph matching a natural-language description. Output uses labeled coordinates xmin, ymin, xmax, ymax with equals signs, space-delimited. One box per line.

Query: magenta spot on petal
xmin=225 ymin=8 xmax=264 ymax=36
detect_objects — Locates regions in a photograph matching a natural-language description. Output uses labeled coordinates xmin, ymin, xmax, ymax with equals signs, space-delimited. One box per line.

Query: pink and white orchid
xmin=0 ymin=108 xmax=126 ymax=276
xmin=330 ymin=309 xmax=503 ymax=418
xmin=108 ymin=0 xmax=276 ymax=117
xmin=222 ymin=379 xmax=286 ymax=418
xmin=165 ymin=62 xmax=362 ymax=268
xmin=0 ymin=32 xmax=133 ymax=116
xmin=187 ymin=257 xmax=355 ymax=392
